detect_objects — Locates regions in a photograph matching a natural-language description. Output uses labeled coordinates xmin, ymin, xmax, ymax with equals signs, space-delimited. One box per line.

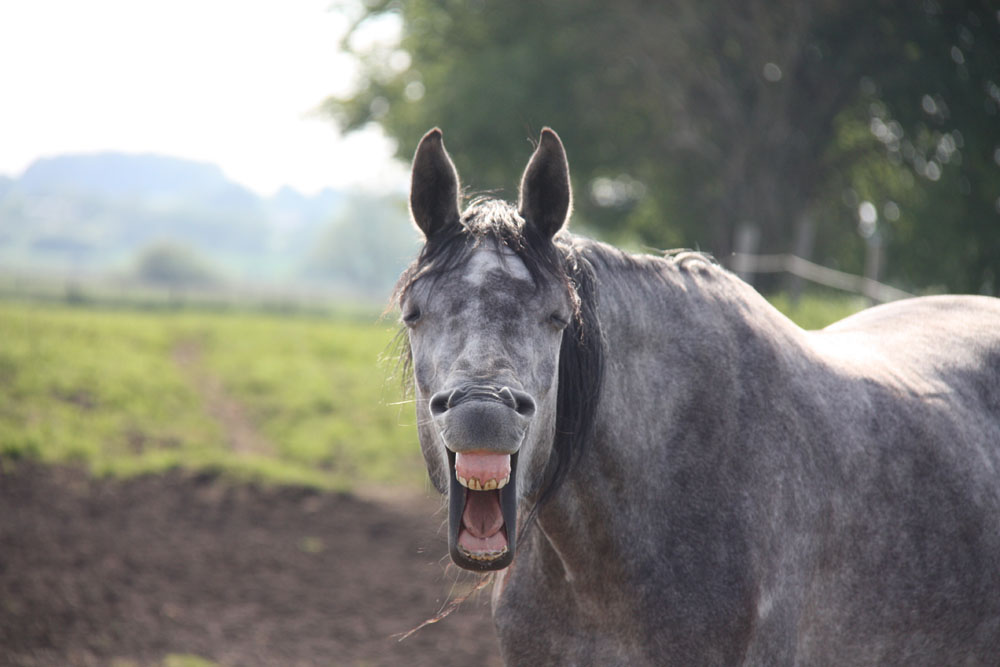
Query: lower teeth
xmin=460 ymin=546 xmax=508 ymax=561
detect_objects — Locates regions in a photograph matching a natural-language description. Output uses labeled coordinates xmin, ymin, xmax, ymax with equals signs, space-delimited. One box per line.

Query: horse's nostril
xmin=430 ymin=386 xmax=535 ymax=418
xmin=504 ymin=387 xmax=536 ymax=417
xmin=429 ymin=390 xmax=453 ymax=417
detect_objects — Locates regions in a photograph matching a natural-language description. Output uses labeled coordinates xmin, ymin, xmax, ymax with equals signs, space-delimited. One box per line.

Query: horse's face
xmin=401 ymin=128 xmax=573 ymax=571
xmin=403 ymin=242 xmax=571 ymax=569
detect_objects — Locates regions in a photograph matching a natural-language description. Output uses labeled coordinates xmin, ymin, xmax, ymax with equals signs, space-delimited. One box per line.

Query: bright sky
xmin=0 ymin=0 xmax=407 ymax=196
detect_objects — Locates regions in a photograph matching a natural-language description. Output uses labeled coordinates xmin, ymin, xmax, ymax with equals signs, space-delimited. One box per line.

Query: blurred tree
xmin=134 ymin=242 xmax=219 ymax=288
xmin=303 ymin=194 xmax=419 ymax=299
xmin=327 ymin=0 xmax=999 ymax=293
xmin=827 ymin=2 xmax=1000 ymax=294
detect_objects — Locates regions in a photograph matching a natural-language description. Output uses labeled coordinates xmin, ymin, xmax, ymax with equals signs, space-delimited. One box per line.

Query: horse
xmin=393 ymin=127 xmax=1000 ymax=665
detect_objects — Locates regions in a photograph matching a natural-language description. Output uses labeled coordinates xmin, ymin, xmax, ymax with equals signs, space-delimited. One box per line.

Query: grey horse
xmin=394 ymin=127 xmax=1000 ymax=665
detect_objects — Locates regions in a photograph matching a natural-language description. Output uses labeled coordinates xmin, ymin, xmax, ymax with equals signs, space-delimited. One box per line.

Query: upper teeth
xmin=456 ymin=474 xmax=509 ymax=491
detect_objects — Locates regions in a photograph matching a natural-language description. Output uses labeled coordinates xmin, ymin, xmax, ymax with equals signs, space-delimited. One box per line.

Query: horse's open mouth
xmin=448 ymin=451 xmax=518 ymax=571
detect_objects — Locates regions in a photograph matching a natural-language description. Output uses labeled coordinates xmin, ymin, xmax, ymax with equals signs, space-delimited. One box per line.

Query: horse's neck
xmin=535 ymin=253 xmax=800 ymax=584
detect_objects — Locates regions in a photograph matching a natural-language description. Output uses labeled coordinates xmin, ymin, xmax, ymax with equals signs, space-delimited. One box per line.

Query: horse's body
xmin=398 ymin=128 xmax=1000 ymax=665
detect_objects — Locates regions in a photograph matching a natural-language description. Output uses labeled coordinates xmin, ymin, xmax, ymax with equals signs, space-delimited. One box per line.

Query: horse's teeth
xmin=460 ymin=546 xmax=509 ymax=561
xmin=456 ymin=474 xmax=510 ymax=490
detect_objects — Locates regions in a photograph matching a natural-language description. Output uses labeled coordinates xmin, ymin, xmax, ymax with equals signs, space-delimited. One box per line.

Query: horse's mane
xmin=391 ymin=199 xmax=606 ymax=519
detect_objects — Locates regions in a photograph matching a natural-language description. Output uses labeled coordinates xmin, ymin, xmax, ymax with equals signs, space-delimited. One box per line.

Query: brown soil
xmin=0 ymin=463 xmax=503 ymax=666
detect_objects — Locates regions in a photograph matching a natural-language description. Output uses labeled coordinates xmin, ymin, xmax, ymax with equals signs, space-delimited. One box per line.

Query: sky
xmin=0 ymin=0 xmax=407 ymax=196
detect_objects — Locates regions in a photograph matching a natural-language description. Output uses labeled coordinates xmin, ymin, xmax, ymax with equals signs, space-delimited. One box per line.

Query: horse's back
xmin=820 ymin=294 xmax=1000 ymax=350
xmin=785 ymin=295 xmax=1000 ymax=663
xmin=806 ymin=293 xmax=1000 ymax=473
xmin=808 ymin=294 xmax=1000 ymax=393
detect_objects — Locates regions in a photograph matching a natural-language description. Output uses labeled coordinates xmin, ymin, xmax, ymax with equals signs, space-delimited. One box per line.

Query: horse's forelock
xmin=392 ymin=199 xmax=571 ymax=314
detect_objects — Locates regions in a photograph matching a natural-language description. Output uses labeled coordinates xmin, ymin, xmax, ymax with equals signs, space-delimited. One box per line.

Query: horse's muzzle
xmin=429 ymin=384 xmax=534 ymax=570
xmin=429 ymin=384 xmax=535 ymax=455
xmin=429 ymin=383 xmax=536 ymax=419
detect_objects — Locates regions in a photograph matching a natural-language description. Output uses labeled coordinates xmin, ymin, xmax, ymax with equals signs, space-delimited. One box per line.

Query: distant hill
xmin=18 ymin=153 xmax=249 ymax=203
xmin=0 ymin=152 xmax=407 ymax=288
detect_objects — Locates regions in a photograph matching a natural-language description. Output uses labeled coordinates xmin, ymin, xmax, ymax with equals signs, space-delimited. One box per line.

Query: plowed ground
xmin=0 ymin=464 xmax=502 ymax=666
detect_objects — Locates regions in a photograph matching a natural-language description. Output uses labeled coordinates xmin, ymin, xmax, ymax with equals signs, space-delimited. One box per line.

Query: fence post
xmin=789 ymin=215 xmax=816 ymax=307
xmin=864 ymin=232 xmax=883 ymax=306
xmin=733 ymin=222 xmax=760 ymax=285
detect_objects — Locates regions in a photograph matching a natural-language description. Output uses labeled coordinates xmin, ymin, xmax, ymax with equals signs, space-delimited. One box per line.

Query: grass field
xmin=0 ymin=293 xmax=865 ymax=492
xmin=0 ymin=300 xmax=423 ymax=492
xmin=767 ymin=291 xmax=868 ymax=330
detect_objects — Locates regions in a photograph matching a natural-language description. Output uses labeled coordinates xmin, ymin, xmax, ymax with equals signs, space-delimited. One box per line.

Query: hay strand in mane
xmin=391 ymin=573 xmax=494 ymax=642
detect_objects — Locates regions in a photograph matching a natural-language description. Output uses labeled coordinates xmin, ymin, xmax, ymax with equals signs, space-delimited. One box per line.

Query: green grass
xmin=766 ymin=291 xmax=868 ymax=330
xmin=161 ymin=656 xmax=219 ymax=667
xmin=0 ymin=293 xmax=867 ymax=491
xmin=0 ymin=300 xmax=422 ymax=492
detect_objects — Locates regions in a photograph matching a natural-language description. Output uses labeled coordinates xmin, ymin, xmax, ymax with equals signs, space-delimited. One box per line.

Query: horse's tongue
xmin=462 ymin=489 xmax=504 ymax=538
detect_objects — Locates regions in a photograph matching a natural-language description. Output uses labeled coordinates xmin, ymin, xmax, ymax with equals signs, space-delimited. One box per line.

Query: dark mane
xmin=392 ymin=199 xmax=605 ymax=519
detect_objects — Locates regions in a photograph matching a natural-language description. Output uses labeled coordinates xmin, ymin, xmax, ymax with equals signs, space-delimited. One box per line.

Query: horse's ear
xmin=410 ymin=128 xmax=461 ymax=239
xmin=519 ymin=128 xmax=572 ymax=240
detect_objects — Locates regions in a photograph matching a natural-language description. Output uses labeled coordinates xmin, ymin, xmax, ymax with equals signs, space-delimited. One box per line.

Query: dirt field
xmin=0 ymin=463 xmax=502 ymax=666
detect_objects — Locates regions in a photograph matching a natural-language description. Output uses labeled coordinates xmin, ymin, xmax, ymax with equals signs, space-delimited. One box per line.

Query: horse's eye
xmin=549 ymin=313 xmax=570 ymax=330
xmin=403 ymin=308 xmax=422 ymax=326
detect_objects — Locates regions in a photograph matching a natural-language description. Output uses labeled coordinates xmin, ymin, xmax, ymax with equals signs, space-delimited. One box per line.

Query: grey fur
xmin=400 ymin=130 xmax=1000 ymax=665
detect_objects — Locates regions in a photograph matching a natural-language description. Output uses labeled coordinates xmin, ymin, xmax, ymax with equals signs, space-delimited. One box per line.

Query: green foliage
xmin=303 ymin=194 xmax=419 ymax=298
xmin=134 ymin=241 xmax=220 ymax=288
xmin=766 ymin=292 xmax=868 ymax=331
xmin=0 ymin=301 xmax=422 ymax=492
xmin=329 ymin=0 xmax=1000 ymax=294
xmin=818 ymin=4 xmax=1000 ymax=294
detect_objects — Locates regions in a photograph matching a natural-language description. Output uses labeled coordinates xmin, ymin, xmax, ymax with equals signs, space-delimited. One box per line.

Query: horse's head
xmin=397 ymin=128 xmax=580 ymax=571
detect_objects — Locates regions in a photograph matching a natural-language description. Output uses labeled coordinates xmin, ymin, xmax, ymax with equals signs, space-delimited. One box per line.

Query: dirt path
xmin=171 ymin=339 xmax=274 ymax=457
xmin=0 ymin=464 xmax=502 ymax=666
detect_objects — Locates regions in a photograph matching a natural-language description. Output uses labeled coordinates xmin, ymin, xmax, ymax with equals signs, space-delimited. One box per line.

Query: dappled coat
xmin=397 ymin=128 xmax=1000 ymax=665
